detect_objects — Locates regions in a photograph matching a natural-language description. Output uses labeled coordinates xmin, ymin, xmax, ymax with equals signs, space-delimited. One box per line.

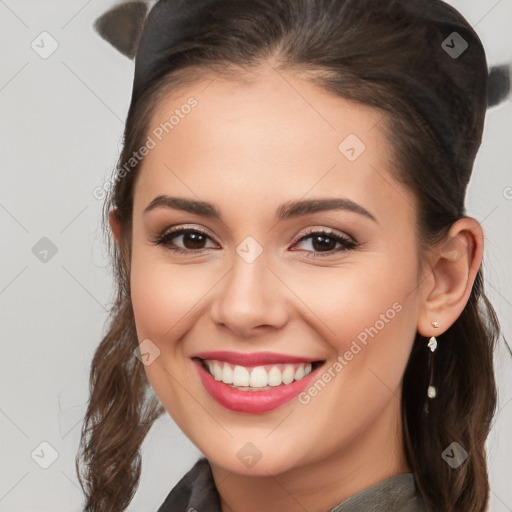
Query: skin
xmin=109 ymin=61 xmax=483 ymax=512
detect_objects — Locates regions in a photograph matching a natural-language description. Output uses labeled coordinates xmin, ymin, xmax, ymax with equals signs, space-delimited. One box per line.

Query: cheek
xmin=129 ymin=251 xmax=212 ymax=428
xmin=130 ymin=244 xmax=227 ymax=360
xmin=129 ymin=250 xmax=213 ymax=346
xmin=280 ymin=264 xmax=420 ymax=454
xmin=285 ymin=255 xmax=420 ymax=410
xmin=287 ymin=254 xmax=419 ymax=343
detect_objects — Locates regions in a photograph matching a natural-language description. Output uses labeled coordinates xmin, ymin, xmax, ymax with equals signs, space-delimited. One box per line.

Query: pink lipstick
xmin=191 ymin=351 xmax=324 ymax=414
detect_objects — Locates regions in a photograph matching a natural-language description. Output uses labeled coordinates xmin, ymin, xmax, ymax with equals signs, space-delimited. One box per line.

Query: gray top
xmin=157 ymin=457 xmax=428 ymax=511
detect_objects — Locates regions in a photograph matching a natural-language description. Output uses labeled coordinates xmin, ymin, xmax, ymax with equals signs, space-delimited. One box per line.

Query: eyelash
xmin=150 ymin=226 xmax=358 ymax=258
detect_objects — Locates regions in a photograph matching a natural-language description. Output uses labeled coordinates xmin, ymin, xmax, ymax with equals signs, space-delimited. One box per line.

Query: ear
xmin=109 ymin=207 xmax=123 ymax=245
xmin=417 ymin=217 xmax=484 ymax=337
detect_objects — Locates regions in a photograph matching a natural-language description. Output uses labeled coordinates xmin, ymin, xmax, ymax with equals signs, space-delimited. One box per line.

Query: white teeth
xmin=267 ymin=366 xmax=282 ymax=386
xmin=294 ymin=364 xmax=305 ymax=381
xmin=249 ymin=366 xmax=268 ymax=387
xmin=282 ymin=365 xmax=295 ymax=384
xmin=212 ymin=361 xmax=223 ymax=381
xmin=204 ymin=360 xmax=316 ymax=389
xmin=232 ymin=365 xmax=250 ymax=386
xmin=221 ymin=364 xmax=233 ymax=384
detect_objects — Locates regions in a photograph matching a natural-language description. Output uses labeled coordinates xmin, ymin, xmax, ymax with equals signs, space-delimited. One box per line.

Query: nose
xmin=210 ymin=251 xmax=289 ymax=338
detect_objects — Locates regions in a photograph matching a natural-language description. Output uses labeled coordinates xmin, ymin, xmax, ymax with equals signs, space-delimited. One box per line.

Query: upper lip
xmin=192 ymin=350 xmax=323 ymax=366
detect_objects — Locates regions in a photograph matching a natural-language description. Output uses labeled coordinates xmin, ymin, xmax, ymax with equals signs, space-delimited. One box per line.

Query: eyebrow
xmin=143 ymin=195 xmax=377 ymax=223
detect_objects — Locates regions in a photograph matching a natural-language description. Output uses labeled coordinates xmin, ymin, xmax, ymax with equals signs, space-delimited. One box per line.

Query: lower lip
xmin=192 ymin=358 xmax=323 ymax=414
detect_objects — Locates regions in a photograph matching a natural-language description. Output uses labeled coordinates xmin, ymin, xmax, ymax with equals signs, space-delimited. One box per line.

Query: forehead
xmin=133 ymin=63 xmax=414 ymax=223
xmin=149 ymin=64 xmax=386 ymax=154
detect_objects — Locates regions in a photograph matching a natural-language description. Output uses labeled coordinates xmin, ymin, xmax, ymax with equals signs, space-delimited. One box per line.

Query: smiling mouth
xmin=196 ymin=358 xmax=325 ymax=391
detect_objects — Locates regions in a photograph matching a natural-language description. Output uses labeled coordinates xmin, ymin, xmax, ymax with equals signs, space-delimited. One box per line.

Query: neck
xmin=209 ymin=401 xmax=411 ymax=512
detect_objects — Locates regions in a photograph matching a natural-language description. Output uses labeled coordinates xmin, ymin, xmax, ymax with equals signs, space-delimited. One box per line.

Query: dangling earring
xmin=427 ymin=321 xmax=439 ymax=400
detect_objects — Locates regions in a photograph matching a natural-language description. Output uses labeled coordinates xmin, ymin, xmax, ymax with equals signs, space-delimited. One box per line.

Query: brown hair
xmin=76 ymin=1 xmax=503 ymax=510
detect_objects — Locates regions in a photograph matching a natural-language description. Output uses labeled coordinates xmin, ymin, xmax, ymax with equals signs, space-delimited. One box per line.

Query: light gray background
xmin=1 ymin=1 xmax=511 ymax=511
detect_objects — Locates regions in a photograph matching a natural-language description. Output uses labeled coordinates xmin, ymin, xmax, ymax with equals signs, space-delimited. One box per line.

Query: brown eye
xmin=291 ymin=230 xmax=358 ymax=257
xmin=152 ymin=228 xmax=218 ymax=253
xmin=177 ymin=231 xmax=208 ymax=250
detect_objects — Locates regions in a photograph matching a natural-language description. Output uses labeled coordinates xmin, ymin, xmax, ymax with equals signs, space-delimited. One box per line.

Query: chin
xmin=200 ymin=439 xmax=308 ymax=477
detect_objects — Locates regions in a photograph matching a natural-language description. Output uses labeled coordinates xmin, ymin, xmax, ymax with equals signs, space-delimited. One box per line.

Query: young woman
xmin=77 ymin=0 xmax=507 ymax=510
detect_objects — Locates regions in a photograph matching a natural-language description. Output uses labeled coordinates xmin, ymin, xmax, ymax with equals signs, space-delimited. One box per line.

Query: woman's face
xmin=127 ymin=65 xmax=425 ymax=476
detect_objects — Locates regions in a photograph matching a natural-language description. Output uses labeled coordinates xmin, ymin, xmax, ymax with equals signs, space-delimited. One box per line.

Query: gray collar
xmin=157 ymin=457 xmax=427 ymax=512
xmin=328 ymin=472 xmax=427 ymax=512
